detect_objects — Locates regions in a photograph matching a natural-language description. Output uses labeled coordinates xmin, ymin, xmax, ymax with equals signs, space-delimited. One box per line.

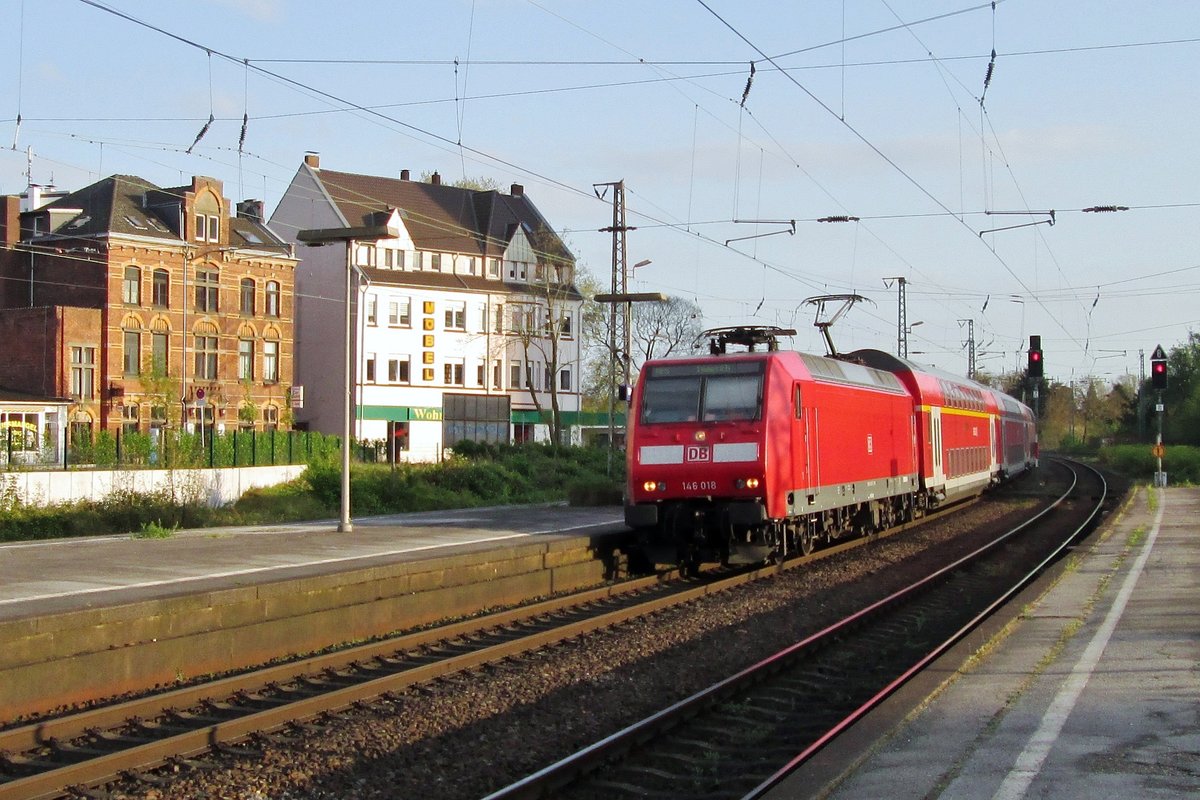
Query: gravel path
xmin=120 ymin=495 xmax=1040 ymax=800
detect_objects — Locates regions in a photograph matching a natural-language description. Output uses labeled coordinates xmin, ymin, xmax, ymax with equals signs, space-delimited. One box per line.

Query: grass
xmin=134 ymin=519 xmax=178 ymax=539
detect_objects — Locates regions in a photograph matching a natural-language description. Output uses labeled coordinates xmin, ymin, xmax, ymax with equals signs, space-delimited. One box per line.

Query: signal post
xmin=1151 ymin=344 xmax=1167 ymax=487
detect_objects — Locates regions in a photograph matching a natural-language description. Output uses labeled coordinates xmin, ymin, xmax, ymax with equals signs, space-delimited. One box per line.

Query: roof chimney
xmin=400 ymin=169 xmax=410 ymax=181
xmin=304 ymin=152 xmax=320 ymax=169
xmin=237 ymin=199 xmax=264 ymax=222
xmin=430 ymin=171 xmax=441 ymax=186
xmin=510 ymin=183 xmax=524 ymax=197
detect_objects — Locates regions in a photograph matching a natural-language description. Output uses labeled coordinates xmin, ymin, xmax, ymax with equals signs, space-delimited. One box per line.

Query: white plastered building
xmin=269 ymin=155 xmax=583 ymax=461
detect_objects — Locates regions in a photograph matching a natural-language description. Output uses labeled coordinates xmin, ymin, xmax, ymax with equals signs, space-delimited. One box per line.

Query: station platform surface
xmin=788 ymin=484 xmax=1200 ymax=800
xmin=0 ymin=503 xmax=626 ymax=622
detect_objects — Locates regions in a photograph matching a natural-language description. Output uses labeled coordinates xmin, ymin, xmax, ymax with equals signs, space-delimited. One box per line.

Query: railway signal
xmin=1151 ymin=344 xmax=1167 ymax=390
xmin=1027 ymin=335 xmax=1043 ymax=378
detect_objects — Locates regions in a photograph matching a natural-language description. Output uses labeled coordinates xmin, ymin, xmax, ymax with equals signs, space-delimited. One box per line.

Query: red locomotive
xmin=624 ymin=326 xmax=1037 ymax=570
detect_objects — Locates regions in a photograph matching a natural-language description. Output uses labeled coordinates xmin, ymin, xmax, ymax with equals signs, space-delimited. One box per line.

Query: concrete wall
xmin=1 ymin=463 xmax=306 ymax=507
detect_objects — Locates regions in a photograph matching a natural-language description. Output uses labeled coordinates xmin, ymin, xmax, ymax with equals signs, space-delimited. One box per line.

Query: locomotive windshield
xmin=639 ymin=361 xmax=763 ymax=424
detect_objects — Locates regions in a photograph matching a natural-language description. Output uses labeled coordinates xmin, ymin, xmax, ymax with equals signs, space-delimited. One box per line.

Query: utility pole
xmin=884 ymin=277 xmax=909 ymax=358
xmin=594 ymin=180 xmax=634 ymax=472
xmin=958 ymin=318 xmax=976 ymax=379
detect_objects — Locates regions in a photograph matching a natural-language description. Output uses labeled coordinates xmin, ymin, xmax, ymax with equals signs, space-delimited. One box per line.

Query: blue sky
xmin=3 ymin=1 xmax=1198 ymax=385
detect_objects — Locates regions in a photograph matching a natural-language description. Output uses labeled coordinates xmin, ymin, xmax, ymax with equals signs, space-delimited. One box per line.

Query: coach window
xmin=794 ymin=384 xmax=803 ymax=418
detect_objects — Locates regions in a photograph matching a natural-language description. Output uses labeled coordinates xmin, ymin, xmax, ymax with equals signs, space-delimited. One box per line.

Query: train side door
xmin=930 ymin=407 xmax=945 ymax=486
xmin=793 ymin=383 xmax=812 ymax=493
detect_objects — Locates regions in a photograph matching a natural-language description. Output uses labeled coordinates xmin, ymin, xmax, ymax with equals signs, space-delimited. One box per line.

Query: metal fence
xmin=0 ymin=428 xmax=341 ymax=471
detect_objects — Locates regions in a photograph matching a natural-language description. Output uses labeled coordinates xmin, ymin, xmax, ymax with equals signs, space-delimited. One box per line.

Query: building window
xmin=561 ymin=313 xmax=573 ymax=337
xmin=365 ymin=354 xmax=376 ymax=383
xmin=194 ymin=335 xmax=218 ymax=380
xmin=263 ymin=340 xmax=279 ymax=383
xmin=492 ymin=360 xmax=502 ymax=390
xmin=122 ymin=404 xmax=139 ymax=436
xmin=430 ymin=253 xmax=442 ymax=272
xmin=366 ymin=294 xmax=378 ymax=326
xmin=560 ymin=367 xmax=572 ymax=391
xmin=444 ymin=360 xmax=465 ymax=386
xmin=265 ymin=281 xmax=280 ymax=317
xmin=510 ymin=361 xmax=522 ymax=390
xmin=444 ymin=301 xmax=466 ymax=330
xmin=487 ymin=258 xmax=500 ymax=278
xmin=494 ymin=304 xmax=504 ymax=334
xmin=207 ymin=214 xmax=219 ymax=243
xmin=71 ymin=346 xmax=96 ymax=399
xmin=123 ymin=266 xmax=141 ymax=305
xmin=150 ymin=404 xmax=167 ymax=433
xmin=239 ymin=339 xmax=255 ymax=380
xmin=388 ymin=357 xmax=410 ymax=383
xmin=240 ymin=278 xmax=255 ymax=316
xmin=123 ymin=329 xmax=141 ymax=376
xmin=151 ymin=332 xmax=169 ymax=376
xmin=476 ymin=360 xmax=486 ymax=386
xmin=264 ymin=405 xmax=279 ymax=431
xmin=194 ymin=213 xmax=205 ymax=242
xmin=152 ymin=269 xmax=169 ymax=307
xmin=195 ymin=268 xmax=219 ymax=312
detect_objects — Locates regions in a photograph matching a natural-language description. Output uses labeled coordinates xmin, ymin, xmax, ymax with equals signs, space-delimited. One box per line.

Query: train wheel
xmin=799 ymin=526 xmax=815 ymax=556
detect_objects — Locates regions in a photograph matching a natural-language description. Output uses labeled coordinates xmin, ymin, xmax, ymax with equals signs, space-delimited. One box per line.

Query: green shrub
xmin=1098 ymin=443 xmax=1200 ymax=483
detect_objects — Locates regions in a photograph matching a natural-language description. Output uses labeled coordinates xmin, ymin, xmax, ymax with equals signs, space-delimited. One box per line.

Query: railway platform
xmin=784 ymin=484 xmax=1200 ymax=800
xmin=0 ymin=503 xmax=627 ymax=721
xmin=0 ymin=503 xmax=626 ymax=620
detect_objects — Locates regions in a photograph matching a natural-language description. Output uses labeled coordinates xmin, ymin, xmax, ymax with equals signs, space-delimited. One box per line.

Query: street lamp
xmin=298 ymin=211 xmax=402 ymax=532
xmin=594 ymin=289 xmax=667 ymax=472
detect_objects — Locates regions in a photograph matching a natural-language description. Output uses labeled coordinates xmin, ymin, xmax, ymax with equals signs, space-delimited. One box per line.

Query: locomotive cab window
xmin=640 ymin=361 xmax=763 ymax=424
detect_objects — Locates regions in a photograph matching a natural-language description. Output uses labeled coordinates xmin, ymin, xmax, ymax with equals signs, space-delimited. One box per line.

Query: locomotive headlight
xmin=643 ymin=481 xmax=665 ymax=492
xmin=736 ymin=477 xmax=761 ymax=490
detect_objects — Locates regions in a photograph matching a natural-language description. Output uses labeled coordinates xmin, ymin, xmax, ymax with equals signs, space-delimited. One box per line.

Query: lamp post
xmin=594 ymin=289 xmax=667 ymax=474
xmin=298 ymin=213 xmax=401 ymax=532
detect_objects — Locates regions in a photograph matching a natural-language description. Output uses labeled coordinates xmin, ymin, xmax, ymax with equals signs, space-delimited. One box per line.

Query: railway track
xmin=0 ymin=494 xmax=985 ymax=800
xmin=482 ymin=457 xmax=1108 ymax=800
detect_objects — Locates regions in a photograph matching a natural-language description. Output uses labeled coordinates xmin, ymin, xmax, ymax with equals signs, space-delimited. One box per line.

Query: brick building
xmin=0 ymin=175 xmax=297 ymax=442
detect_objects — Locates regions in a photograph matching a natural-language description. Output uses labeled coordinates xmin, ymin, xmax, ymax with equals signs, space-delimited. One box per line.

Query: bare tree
xmin=505 ymin=226 xmax=581 ymax=445
xmin=632 ymin=295 xmax=703 ymax=364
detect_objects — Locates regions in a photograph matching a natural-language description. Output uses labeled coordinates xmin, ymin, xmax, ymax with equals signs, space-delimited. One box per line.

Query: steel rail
xmin=481 ymin=461 xmax=1101 ymax=800
xmin=741 ymin=458 xmax=1106 ymax=798
xmin=0 ymin=493 xmax=982 ymax=800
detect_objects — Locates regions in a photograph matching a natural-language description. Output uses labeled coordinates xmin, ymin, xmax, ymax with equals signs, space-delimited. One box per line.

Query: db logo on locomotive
xmin=685 ymin=445 xmax=711 ymax=462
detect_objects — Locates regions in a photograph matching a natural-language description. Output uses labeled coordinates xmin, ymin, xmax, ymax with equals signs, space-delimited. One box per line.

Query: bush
xmin=1098 ymin=443 xmax=1200 ymax=483
xmin=0 ymin=442 xmax=625 ymax=542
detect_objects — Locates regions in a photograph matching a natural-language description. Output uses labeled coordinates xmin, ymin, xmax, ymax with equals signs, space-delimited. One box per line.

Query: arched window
xmin=265 ymin=281 xmax=280 ymax=317
xmin=152 ymin=268 xmax=170 ymax=307
xmin=123 ymin=323 xmax=141 ymax=376
xmin=123 ymin=266 xmax=141 ymax=305
xmin=240 ymin=277 xmax=256 ymax=316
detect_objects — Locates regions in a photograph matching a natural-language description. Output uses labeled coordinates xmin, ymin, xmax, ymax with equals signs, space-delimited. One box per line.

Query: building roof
xmin=312 ymin=168 xmax=574 ymax=265
xmin=24 ymin=175 xmax=291 ymax=253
